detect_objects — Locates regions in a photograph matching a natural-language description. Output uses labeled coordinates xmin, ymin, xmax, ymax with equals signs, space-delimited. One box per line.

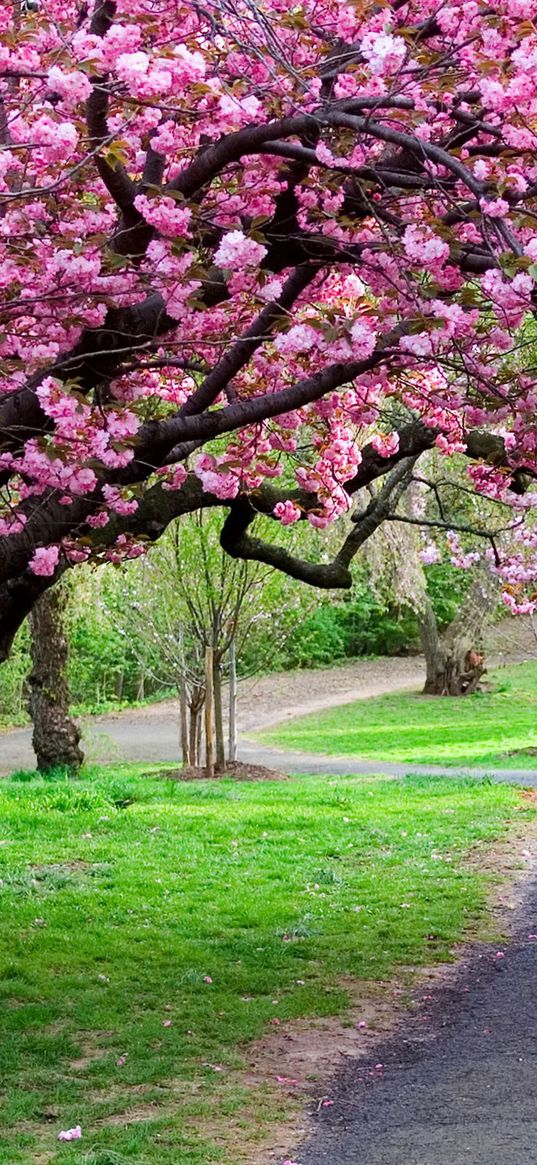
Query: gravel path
xmin=297 ymin=913 xmax=537 ymax=1165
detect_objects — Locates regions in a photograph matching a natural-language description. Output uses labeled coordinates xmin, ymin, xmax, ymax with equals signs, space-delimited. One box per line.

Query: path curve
xmin=0 ymin=656 xmax=424 ymax=776
xmin=1 ymin=650 xmax=536 ymax=783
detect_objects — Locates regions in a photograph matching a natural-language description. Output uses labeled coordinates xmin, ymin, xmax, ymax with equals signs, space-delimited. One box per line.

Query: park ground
xmin=0 ymin=765 xmax=536 ymax=1165
xmin=2 ymin=651 xmax=537 ymax=1163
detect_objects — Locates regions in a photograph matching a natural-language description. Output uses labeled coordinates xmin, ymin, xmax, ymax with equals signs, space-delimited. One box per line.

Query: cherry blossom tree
xmin=1 ymin=0 xmax=537 ymax=663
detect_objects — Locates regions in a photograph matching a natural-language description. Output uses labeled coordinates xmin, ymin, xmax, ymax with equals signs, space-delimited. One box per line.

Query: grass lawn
xmin=0 ymin=765 xmax=530 ymax=1165
xmin=259 ymin=661 xmax=537 ymax=769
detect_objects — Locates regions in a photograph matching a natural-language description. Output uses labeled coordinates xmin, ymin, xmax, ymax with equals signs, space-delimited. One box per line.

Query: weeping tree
xmin=361 ymin=458 xmax=503 ymax=696
xmin=28 ymin=582 xmax=84 ymax=773
xmin=418 ymin=565 xmax=499 ymax=696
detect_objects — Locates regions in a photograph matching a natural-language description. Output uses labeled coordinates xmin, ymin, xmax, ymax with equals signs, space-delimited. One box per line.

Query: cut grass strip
xmin=258 ymin=661 xmax=537 ymax=769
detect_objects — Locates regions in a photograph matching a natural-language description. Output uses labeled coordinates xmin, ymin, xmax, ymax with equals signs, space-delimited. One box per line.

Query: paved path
xmin=1 ymin=653 xmax=536 ymax=784
xmin=239 ymin=740 xmax=537 ymax=785
xmin=0 ymin=655 xmax=425 ymax=776
xmin=297 ymin=912 xmax=537 ymax=1164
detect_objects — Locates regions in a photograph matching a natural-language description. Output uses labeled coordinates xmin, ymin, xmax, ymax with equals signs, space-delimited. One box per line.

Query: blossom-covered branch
xmin=0 ymin=0 xmax=537 ymax=650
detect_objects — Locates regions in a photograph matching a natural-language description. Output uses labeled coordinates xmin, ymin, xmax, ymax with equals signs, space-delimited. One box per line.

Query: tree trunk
xmin=178 ymin=627 xmax=189 ymax=766
xmin=28 ymin=584 xmax=84 ymax=773
xmin=228 ymin=636 xmax=237 ymax=763
xmin=213 ymin=653 xmax=225 ymax=771
xmin=179 ymin=677 xmax=189 ymax=766
xmin=204 ymin=646 xmax=215 ymax=777
xmin=196 ymin=706 xmax=203 ymax=767
xmin=418 ymin=566 xmax=499 ymax=696
xmin=115 ymin=670 xmax=124 ymax=701
xmin=188 ymin=681 xmax=204 ymax=766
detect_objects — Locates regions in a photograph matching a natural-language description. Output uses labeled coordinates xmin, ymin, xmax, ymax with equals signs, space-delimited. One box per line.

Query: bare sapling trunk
xmin=28 ymin=584 xmax=84 ymax=773
xmin=419 ymin=566 xmax=499 ymax=696
xmin=196 ymin=706 xmax=203 ymax=766
xmin=188 ymin=704 xmax=198 ymax=765
xmin=228 ymin=635 xmax=237 ymax=763
xmin=204 ymin=646 xmax=215 ymax=777
xmin=188 ymin=681 xmax=204 ymax=766
xmin=213 ymin=652 xmax=225 ymax=771
xmin=179 ymin=676 xmax=189 ymax=765
xmin=178 ymin=626 xmax=189 ymax=766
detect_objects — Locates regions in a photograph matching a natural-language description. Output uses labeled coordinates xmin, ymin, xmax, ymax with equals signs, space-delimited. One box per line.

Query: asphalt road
xmin=297 ymin=918 xmax=537 ymax=1164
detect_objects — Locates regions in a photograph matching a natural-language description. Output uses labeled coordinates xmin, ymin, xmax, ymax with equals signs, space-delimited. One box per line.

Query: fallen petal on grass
xmin=57 ymin=1125 xmax=82 ymax=1142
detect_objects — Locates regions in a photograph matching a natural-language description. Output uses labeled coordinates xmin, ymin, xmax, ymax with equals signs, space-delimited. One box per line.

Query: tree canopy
xmin=1 ymin=0 xmax=536 ymax=658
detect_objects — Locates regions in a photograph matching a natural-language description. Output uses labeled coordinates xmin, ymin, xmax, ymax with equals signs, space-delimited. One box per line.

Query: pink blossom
xmin=480 ymin=198 xmax=510 ymax=218
xmin=29 ymin=545 xmax=60 ymax=577
xmin=349 ymin=319 xmax=377 ymax=359
xmin=57 ymin=1126 xmax=82 ymax=1142
xmin=214 ymin=230 xmax=267 ymax=270
xmin=420 ymin=543 xmax=440 ymax=565
xmin=371 ymin=431 xmax=399 ymax=458
xmin=47 ymin=66 xmax=92 ymax=108
xmin=161 ymin=464 xmax=188 ymax=492
xmin=360 ymin=31 xmax=407 ymax=76
xmin=274 ymin=500 xmax=301 ymax=525
xmin=0 ymin=0 xmax=536 ymax=617
xmin=403 ymin=225 xmax=450 ymax=268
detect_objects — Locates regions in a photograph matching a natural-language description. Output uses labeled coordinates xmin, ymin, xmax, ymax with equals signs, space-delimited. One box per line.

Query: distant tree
xmin=418 ymin=565 xmax=499 ymax=696
xmin=361 ymin=458 xmax=505 ymax=694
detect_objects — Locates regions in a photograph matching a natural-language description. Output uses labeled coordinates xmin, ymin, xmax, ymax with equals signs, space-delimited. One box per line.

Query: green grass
xmin=0 ymin=764 xmax=529 ymax=1164
xmin=259 ymin=661 xmax=537 ymax=769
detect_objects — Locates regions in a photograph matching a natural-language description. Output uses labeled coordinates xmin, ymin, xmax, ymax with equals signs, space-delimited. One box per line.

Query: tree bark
xmin=28 ymin=584 xmax=84 ymax=772
xmin=178 ymin=626 xmax=189 ymax=766
xmin=188 ymin=681 xmax=204 ymax=766
xmin=228 ymin=635 xmax=237 ymax=763
xmin=418 ymin=566 xmax=499 ymax=696
xmin=179 ymin=678 xmax=189 ymax=766
xmin=204 ymin=646 xmax=215 ymax=777
xmin=213 ymin=653 xmax=225 ymax=771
